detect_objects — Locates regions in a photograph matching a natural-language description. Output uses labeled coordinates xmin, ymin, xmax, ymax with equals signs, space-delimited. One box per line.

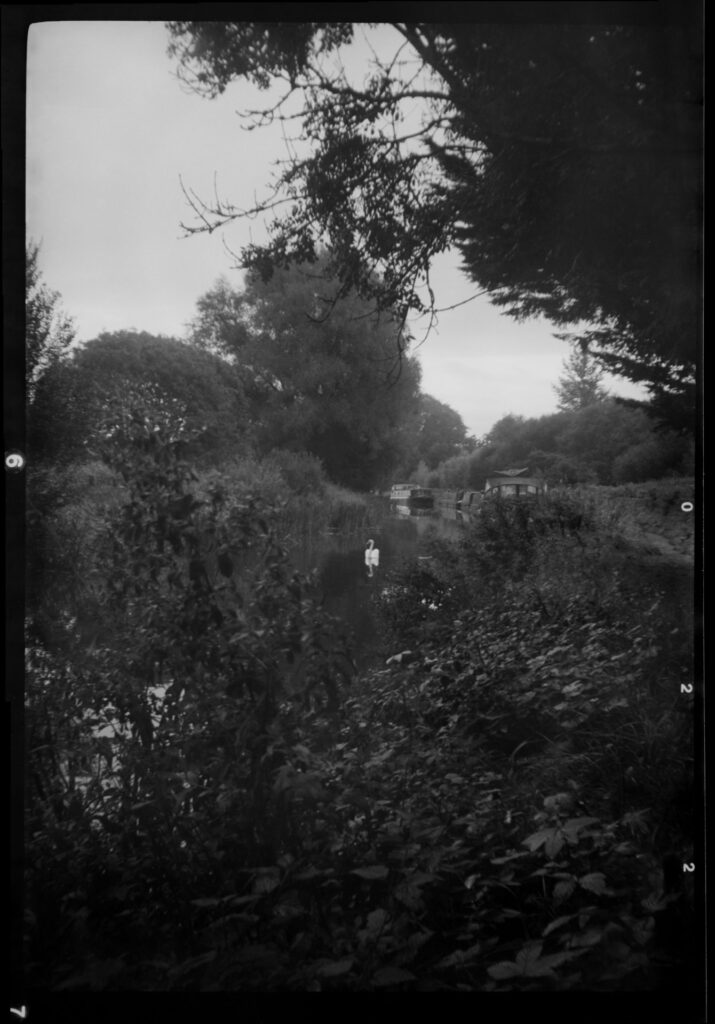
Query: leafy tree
xmin=411 ymin=394 xmax=470 ymax=471
xmin=553 ymin=400 xmax=660 ymax=485
xmin=167 ymin=18 xmax=700 ymax=415
xmin=187 ymin=257 xmax=422 ymax=489
xmin=29 ymin=331 xmax=250 ymax=465
xmin=553 ymin=346 xmax=609 ymax=411
xmin=484 ymin=413 xmax=527 ymax=451
xmin=26 ymin=241 xmax=76 ymax=401
xmin=188 ymin=276 xmax=251 ymax=360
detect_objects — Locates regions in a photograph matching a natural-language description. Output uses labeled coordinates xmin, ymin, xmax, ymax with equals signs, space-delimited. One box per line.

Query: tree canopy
xmin=167 ymin=17 xmax=701 ymax=419
xmin=29 ymin=331 xmax=250 ymax=465
xmin=479 ymin=403 xmax=662 ymax=485
xmin=409 ymin=393 xmax=472 ymax=471
xmin=187 ymin=256 xmax=422 ymax=489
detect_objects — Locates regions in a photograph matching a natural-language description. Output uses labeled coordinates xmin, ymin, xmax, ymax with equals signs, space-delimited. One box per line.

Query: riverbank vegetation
xmin=23 ymin=374 xmax=697 ymax=990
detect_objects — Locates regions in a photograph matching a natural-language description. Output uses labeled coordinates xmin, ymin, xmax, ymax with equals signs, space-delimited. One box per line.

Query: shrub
xmin=612 ymin=434 xmax=691 ymax=484
xmin=26 ymin=460 xmax=126 ymax=648
xmin=265 ymin=449 xmax=327 ymax=496
xmin=24 ymin=383 xmax=354 ymax=989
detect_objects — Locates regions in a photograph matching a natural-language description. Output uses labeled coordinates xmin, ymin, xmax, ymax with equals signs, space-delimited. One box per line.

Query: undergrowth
xmin=23 ymin=411 xmax=698 ymax=994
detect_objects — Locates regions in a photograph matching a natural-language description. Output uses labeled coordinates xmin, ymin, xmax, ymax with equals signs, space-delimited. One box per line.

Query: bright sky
xmin=26 ymin=20 xmax=647 ymax=439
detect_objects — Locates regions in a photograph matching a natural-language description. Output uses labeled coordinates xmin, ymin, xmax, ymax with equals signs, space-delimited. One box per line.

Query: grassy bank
xmin=567 ymin=478 xmax=696 ymax=562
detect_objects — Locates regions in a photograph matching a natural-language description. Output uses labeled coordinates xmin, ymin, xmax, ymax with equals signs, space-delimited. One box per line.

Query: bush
xmin=25 ymin=385 xmax=355 ymax=990
xmin=196 ymin=455 xmax=373 ymax=542
xmin=26 ymin=460 xmax=126 ymax=647
xmin=199 ymin=455 xmax=287 ymax=507
xmin=457 ymin=492 xmax=589 ymax=599
xmin=265 ymin=449 xmax=327 ymax=496
xmin=612 ymin=434 xmax=691 ymax=484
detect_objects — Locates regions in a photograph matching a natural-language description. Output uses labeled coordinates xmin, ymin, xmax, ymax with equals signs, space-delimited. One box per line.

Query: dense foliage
xmin=167 ymin=18 xmax=700 ymax=420
xmin=361 ymin=491 xmax=696 ymax=993
xmin=28 ymin=331 xmax=250 ymax=466
xmin=416 ymin=400 xmax=693 ymax=491
xmin=25 ymin=386 xmax=357 ymax=990
xmin=24 ymin=395 xmax=698 ymax=991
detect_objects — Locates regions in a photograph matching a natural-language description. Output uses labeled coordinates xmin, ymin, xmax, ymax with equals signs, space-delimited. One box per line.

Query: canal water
xmin=289 ymin=508 xmax=466 ymax=669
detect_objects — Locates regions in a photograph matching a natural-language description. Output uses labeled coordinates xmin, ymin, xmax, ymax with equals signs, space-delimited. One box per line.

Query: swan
xmin=365 ymin=539 xmax=380 ymax=566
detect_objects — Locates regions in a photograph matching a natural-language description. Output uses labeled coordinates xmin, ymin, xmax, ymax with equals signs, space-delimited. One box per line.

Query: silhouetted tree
xmin=167 ymin=16 xmax=700 ymax=419
xmin=554 ymin=347 xmax=609 ymax=411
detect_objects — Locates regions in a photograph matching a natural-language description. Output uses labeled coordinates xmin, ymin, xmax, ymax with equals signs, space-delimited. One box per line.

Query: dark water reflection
xmin=289 ymin=511 xmax=464 ymax=669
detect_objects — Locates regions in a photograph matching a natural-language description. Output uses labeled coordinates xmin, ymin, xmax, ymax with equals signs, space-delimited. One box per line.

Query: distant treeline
xmin=408 ymin=403 xmax=693 ymax=491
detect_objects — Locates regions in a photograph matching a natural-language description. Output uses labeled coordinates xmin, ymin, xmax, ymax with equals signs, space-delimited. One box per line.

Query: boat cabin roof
xmin=485 ymin=476 xmax=543 ymax=491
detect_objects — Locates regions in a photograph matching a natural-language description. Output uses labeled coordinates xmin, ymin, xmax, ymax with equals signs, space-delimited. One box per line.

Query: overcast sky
xmin=26 ymin=19 xmax=648 ymax=439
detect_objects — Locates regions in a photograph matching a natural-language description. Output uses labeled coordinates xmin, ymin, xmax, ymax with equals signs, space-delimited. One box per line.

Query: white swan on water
xmin=365 ymin=539 xmax=380 ymax=566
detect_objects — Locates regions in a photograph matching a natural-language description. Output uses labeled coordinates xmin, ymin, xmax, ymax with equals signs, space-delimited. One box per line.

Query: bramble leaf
xmin=553 ymin=879 xmax=577 ymax=903
xmin=351 ymin=864 xmax=389 ymax=881
xmin=522 ymin=828 xmax=552 ymax=852
xmin=371 ymin=966 xmax=416 ymax=987
xmin=579 ymin=872 xmax=608 ymax=895
xmin=318 ymin=958 xmax=355 ymax=978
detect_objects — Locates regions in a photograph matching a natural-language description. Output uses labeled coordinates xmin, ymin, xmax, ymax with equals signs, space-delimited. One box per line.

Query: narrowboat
xmin=389 ymin=484 xmax=434 ymax=509
xmin=483 ymin=468 xmax=546 ymax=498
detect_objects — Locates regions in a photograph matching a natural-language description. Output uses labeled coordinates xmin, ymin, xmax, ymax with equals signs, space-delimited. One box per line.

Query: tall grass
xmin=564 ymin=478 xmax=695 ymax=558
xmin=196 ymin=451 xmax=379 ymax=545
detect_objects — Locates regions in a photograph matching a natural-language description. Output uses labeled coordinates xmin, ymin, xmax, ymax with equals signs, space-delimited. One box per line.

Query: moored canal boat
xmin=389 ymin=483 xmax=435 ymax=509
xmin=483 ymin=467 xmax=546 ymax=497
